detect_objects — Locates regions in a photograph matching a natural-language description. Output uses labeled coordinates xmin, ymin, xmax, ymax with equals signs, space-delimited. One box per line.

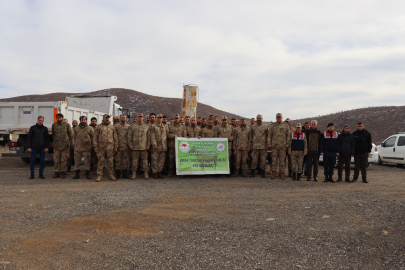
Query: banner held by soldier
xmin=175 ymin=137 xmax=229 ymax=175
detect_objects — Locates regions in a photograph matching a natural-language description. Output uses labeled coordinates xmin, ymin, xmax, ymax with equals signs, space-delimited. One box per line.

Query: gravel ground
xmin=0 ymin=149 xmax=404 ymax=269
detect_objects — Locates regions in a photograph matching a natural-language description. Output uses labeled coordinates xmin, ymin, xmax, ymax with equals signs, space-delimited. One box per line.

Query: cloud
xmin=0 ymin=0 xmax=404 ymax=119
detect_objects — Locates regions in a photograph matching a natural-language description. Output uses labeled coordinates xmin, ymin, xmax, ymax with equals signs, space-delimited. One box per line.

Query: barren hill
xmin=291 ymin=106 xmax=405 ymax=144
xmin=0 ymin=88 xmax=245 ymax=121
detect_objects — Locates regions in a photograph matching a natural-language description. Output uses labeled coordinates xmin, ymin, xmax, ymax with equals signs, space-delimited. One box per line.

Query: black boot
xmin=29 ymin=174 xmax=34 ymax=179
xmin=153 ymin=173 xmax=158 ymax=179
xmin=314 ymin=176 xmax=318 ymax=182
xmin=115 ymin=170 xmax=121 ymax=180
xmin=345 ymin=177 xmax=351 ymax=183
xmin=297 ymin=173 xmax=301 ymax=181
xmin=158 ymin=172 xmax=164 ymax=179
xmin=329 ymin=175 xmax=335 ymax=183
xmin=351 ymin=177 xmax=358 ymax=183
xmin=67 ymin=166 xmax=71 ymax=172
xmin=73 ymin=170 xmax=80 ymax=179
xmin=233 ymin=170 xmax=239 ymax=177
xmin=122 ymin=170 xmax=129 ymax=179
xmin=261 ymin=169 xmax=266 ymax=178
xmin=324 ymin=176 xmax=328 ymax=182
xmin=362 ymin=178 xmax=368 ymax=183
xmin=249 ymin=169 xmax=255 ymax=178
xmin=337 ymin=177 xmax=342 ymax=182
xmin=39 ymin=174 xmax=45 ymax=179
xmin=292 ymin=173 xmax=296 ymax=180
xmin=86 ymin=170 xmax=91 ymax=179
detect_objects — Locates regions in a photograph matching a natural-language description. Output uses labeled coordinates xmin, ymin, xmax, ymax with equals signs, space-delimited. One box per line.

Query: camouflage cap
xmin=296 ymin=123 xmax=302 ymax=128
xmin=285 ymin=118 xmax=291 ymax=123
xmin=103 ymin=114 xmax=110 ymax=118
xmin=157 ymin=114 xmax=163 ymax=118
xmin=222 ymin=115 xmax=228 ymax=120
xmin=276 ymin=113 xmax=282 ymax=117
xmin=137 ymin=113 xmax=143 ymax=117
xmin=113 ymin=116 xmax=119 ymax=120
xmin=174 ymin=114 xmax=180 ymax=119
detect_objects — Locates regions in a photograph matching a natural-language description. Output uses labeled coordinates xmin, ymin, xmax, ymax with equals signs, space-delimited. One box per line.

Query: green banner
xmin=175 ymin=137 xmax=229 ymax=175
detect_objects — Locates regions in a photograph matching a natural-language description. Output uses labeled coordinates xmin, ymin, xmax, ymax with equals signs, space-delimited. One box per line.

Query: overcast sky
xmin=1 ymin=0 xmax=404 ymax=119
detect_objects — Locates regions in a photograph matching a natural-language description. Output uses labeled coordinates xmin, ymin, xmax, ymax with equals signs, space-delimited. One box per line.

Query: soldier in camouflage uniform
xmin=285 ymin=118 xmax=293 ymax=177
xmin=269 ymin=113 xmax=291 ymax=180
xmin=52 ymin=113 xmax=73 ymax=178
xmin=72 ymin=116 xmax=93 ymax=179
xmin=215 ymin=116 xmax=234 ymax=176
xmin=150 ymin=114 xmax=173 ymax=179
xmin=288 ymin=123 xmax=307 ymax=181
xmin=127 ymin=113 xmax=150 ymax=180
xmin=201 ymin=118 xmax=207 ymax=129
xmin=186 ymin=117 xmax=201 ymax=138
xmin=113 ymin=116 xmax=119 ymax=125
xmin=250 ymin=114 xmax=269 ymax=178
xmin=93 ymin=114 xmax=118 ymax=182
xmin=67 ymin=120 xmax=78 ymax=172
xmin=233 ymin=119 xmax=251 ymax=177
xmin=114 ymin=115 xmax=130 ymax=179
xmin=197 ymin=117 xmax=202 ymax=127
xmin=184 ymin=116 xmax=191 ymax=128
xmin=167 ymin=114 xmax=187 ymax=177
xmin=213 ymin=116 xmax=219 ymax=127
xmin=89 ymin=117 xmax=98 ymax=174
xmin=201 ymin=119 xmax=215 ymax=138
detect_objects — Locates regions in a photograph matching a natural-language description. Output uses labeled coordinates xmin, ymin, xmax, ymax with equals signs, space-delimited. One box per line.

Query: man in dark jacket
xmin=320 ymin=123 xmax=340 ymax=183
xmin=352 ymin=122 xmax=372 ymax=183
xmin=27 ymin=116 xmax=50 ymax=179
xmin=337 ymin=124 xmax=355 ymax=182
xmin=305 ymin=120 xmax=322 ymax=181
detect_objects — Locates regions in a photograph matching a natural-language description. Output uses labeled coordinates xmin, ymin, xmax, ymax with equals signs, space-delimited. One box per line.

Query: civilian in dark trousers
xmin=352 ymin=122 xmax=372 ymax=183
xmin=337 ymin=124 xmax=355 ymax=182
xmin=320 ymin=123 xmax=340 ymax=183
xmin=27 ymin=116 xmax=50 ymax=179
xmin=305 ymin=121 xmax=321 ymax=181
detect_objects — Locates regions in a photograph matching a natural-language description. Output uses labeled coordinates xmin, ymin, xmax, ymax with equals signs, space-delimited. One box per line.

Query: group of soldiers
xmin=49 ymin=111 xmax=371 ymax=183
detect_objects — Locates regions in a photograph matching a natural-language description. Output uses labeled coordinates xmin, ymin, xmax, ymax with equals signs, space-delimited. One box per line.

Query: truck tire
xmin=21 ymin=157 xmax=31 ymax=164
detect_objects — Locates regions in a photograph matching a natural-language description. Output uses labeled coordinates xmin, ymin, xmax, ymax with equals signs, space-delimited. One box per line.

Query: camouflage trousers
xmin=290 ymin=151 xmax=304 ymax=173
xmin=251 ymin=149 xmax=267 ymax=171
xmin=91 ymin=148 xmax=98 ymax=169
xmin=67 ymin=148 xmax=75 ymax=167
xmin=235 ymin=150 xmax=248 ymax=170
xmin=286 ymin=149 xmax=292 ymax=173
xmin=132 ymin=150 xmax=148 ymax=172
xmin=74 ymin=151 xmax=91 ymax=171
xmin=53 ymin=149 xmax=69 ymax=173
xmin=272 ymin=148 xmax=286 ymax=172
xmin=151 ymin=151 xmax=166 ymax=174
xmin=114 ymin=150 xmax=129 ymax=171
xmin=97 ymin=145 xmax=114 ymax=176
xmin=168 ymin=148 xmax=176 ymax=169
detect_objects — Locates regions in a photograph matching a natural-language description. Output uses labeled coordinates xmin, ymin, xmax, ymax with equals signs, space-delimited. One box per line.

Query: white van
xmin=377 ymin=133 xmax=405 ymax=165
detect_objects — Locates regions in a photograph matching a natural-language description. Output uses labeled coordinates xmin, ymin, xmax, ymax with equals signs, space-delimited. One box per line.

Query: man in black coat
xmin=352 ymin=122 xmax=372 ymax=183
xmin=305 ymin=120 xmax=322 ymax=181
xmin=320 ymin=123 xmax=340 ymax=183
xmin=27 ymin=116 xmax=50 ymax=179
xmin=337 ymin=124 xmax=355 ymax=182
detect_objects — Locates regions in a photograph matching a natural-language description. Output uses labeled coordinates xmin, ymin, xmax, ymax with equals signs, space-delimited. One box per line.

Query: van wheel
xmin=21 ymin=157 xmax=30 ymax=164
xmin=377 ymin=156 xmax=383 ymax=165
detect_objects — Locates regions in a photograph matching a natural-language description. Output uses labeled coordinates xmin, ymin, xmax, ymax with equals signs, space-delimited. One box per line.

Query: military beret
xmin=174 ymin=114 xmax=180 ymax=119
xmin=137 ymin=113 xmax=143 ymax=117
xmin=222 ymin=116 xmax=228 ymax=120
xmin=103 ymin=114 xmax=110 ymax=118
xmin=296 ymin=123 xmax=302 ymax=128
xmin=276 ymin=113 xmax=282 ymax=117
xmin=157 ymin=114 xmax=163 ymax=118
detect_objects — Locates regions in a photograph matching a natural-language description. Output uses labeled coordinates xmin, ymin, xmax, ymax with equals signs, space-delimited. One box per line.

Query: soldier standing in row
xmin=113 ymin=116 xmax=119 ymax=125
xmin=128 ymin=113 xmax=150 ymax=180
xmin=201 ymin=119 xmax=215 ymax=138
xmin=288 ymin=123 xmax=307 ymax=181
xmin=201 ymin=118 xmax=207 ymax=129
xmin=89 ymin=117 xmax=98 ymax=174
xmin=93 ymin=114 xmax=118 ymax=182
xmin=72 ymin=116 xmax=93 ymax=179
xmin=285 ymin=118 xmax=293 ymax=177
xmin=233 ymin=119 xmax=251 ymax=177
xmin=197 ymin=117 xmax=202 ymax=127
xmin=67 ymin=119 xmax=78 ymax=172
xmin=215 ymin=116 xmax=234 ymax=176
xmin=320 ymin=123 xmax=340 ymax=183
xmin=250 ymin=114 xmax=268 ymax=178
xmin=167 ymin=114 xmax=186 ymax=177
xmin=52 ymin=113 xmax=73 ymax=179
xmin=269 ymin=113 xmax=290 ymax=180
xmin=114 ymin=115 xmax=130 ymax=179
xmin=186 ymin=117 xmax=201 ymax=138
xmin=150 ymin=114 xmax=173 ymax=179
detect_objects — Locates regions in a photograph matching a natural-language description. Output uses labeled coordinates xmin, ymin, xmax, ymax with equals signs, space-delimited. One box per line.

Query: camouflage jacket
xmin=151 ymin=124 xmax=172 ymax=151
xmin=93 ymin=122 xmax=118 ymax=149
xmin=269 ymin=122 xmax=291 ymax=150
xmin=167 ymin=123 xmax=187 ymax=149
xmin=250 ymin=123 xmax=269 ymax=150
xmin=127 ymin=122 xmax=150 ymax=150
xmin=186 ymin=125 xmax=201 ymax=138
xmin=215 ymin=124 xmax=234 ymax=148
xmin=73 ymin=124 xmax=94 ymax=152
xmin=233 ymin=126 xmax=251 ymax=150
xmin=52 ymin=121 xmax=73 ymax=151
xmin=115 ymin=122 xmax=130 ymax=150
xmin=201 ymin=126 xmax=215 ymax=138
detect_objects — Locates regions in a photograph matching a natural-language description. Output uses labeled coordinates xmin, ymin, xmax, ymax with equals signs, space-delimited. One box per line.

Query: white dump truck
xmin=0 ymin=95 xmax=125 ymax=163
